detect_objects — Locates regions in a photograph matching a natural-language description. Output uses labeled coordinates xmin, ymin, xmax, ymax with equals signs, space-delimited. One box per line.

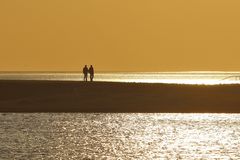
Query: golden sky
xmin=1 ymin=0 xmax=240 ymax=71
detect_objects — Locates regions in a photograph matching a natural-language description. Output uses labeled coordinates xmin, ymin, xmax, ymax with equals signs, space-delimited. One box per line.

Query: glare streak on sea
xmin=1 ymin=72 xmax=240 ymax=84
xmin=0 ymin=113 xmax=240 ymax=159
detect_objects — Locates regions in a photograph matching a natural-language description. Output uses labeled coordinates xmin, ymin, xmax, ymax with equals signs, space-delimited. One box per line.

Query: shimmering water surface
xmin=0 ymin=113 xmax=240 ymax=159
xmin=1 ymin=73 xmax=240 ymax=159
xmin=1 ymin=72 xmax=240 ymax=84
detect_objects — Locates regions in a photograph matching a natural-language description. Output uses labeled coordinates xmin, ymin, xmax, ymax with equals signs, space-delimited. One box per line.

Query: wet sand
xmin=0 ymin=80 xmax=240 ymax=113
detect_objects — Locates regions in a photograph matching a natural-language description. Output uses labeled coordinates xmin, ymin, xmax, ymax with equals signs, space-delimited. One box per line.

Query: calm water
xmin=0 ymin=113 xmax=240 ymax=159
xmin=1 ymin=72 xmax=240 ymax=159
xmin=1 ymin=71 xmax=240 ymax=84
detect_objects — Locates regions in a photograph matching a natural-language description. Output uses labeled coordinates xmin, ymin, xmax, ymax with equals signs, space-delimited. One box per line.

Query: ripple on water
xmin=0 ymin=113 xmax=240 ymax=159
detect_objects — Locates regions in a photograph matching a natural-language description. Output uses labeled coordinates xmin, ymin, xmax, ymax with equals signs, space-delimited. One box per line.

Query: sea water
xmin=0 ymin=71 xmax=240 ymax=84
xmin=0 ymin=72 xmax=240 ymax=159
xmin=0 ymin=113 xmax=240 ymax=159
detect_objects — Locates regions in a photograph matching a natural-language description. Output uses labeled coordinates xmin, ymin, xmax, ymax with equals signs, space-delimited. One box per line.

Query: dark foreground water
xmin=0 ymin=113 xmax=240 ymax=159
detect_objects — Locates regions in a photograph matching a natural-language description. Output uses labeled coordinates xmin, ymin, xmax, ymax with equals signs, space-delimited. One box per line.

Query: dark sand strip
xmin=0 ymin=80 xmax=240 ymax=113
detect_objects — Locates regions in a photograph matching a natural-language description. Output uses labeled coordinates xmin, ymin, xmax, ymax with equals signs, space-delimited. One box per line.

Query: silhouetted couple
xmin=83 ymin=65 xmax=94 ymax=82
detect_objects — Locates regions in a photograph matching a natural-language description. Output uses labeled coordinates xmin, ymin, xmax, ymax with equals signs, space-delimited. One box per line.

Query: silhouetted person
xmin=89 ymin=65 xmax=94 ymax=82
xmin=83 ymin=65 xmax=88 ymax=82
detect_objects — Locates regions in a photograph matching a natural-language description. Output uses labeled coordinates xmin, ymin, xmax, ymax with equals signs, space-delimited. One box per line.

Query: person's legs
xmin=90 ymin=74 xmax=94 ymax=81
xmin=84 ymin=74 xmax=88 ymax=82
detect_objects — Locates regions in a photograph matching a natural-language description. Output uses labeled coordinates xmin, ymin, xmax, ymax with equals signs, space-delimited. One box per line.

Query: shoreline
xmin=1 ymin=80 xmax=240 ymax=113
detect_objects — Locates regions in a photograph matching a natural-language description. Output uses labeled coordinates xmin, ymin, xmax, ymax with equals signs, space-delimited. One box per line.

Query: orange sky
xmin=1 ymin=0 xmax=240 ymax=71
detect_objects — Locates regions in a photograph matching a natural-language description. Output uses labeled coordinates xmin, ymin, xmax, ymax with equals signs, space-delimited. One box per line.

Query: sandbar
xmin=0 ymin=80 xmax=240 ymax=113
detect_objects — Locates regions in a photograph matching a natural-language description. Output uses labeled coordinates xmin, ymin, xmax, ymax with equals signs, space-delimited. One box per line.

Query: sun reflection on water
xmin=1 ymin=72 xmax=240 ymax=85
xmin=1 ymin=113 xmax=240 ymax=159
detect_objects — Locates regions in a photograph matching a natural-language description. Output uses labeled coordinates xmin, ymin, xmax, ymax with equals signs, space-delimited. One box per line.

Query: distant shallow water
xmin=0 ymin=113 xmax=240 ymax=159
xmin=1 ymin=72 xmax=240 ymax=85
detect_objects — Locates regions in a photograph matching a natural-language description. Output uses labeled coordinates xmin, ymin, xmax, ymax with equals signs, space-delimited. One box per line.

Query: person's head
xmin=90 ymin=65 xmax=93 ymax=67
xmin=85 ymin=65 xmax=87 ymax=67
